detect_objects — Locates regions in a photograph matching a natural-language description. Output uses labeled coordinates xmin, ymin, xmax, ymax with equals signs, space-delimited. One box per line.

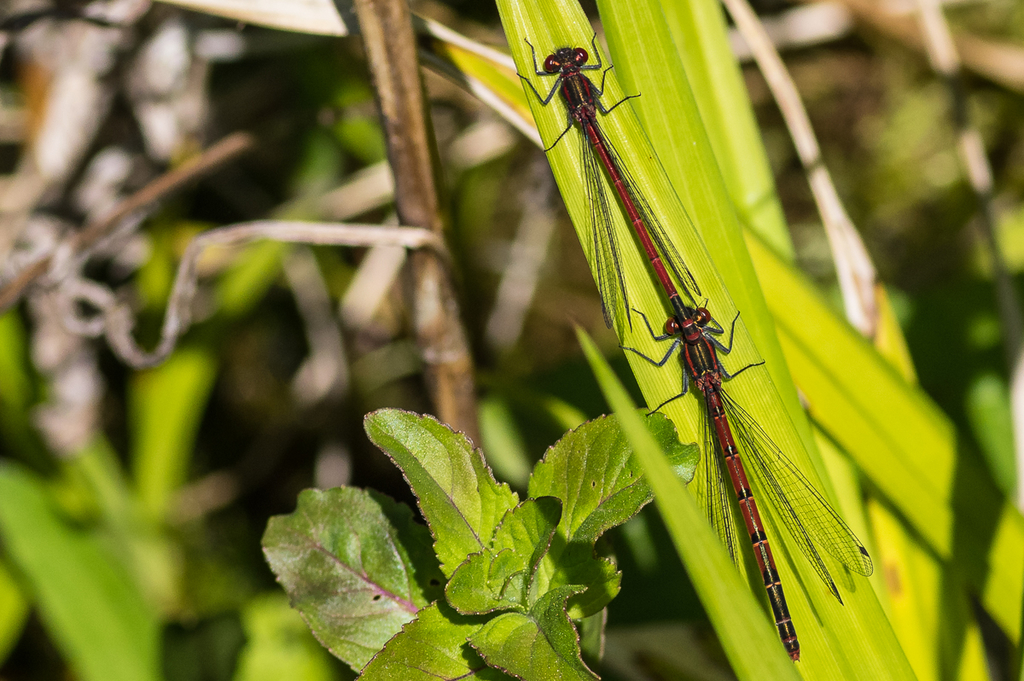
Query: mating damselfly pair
xmin=519 ymin=34 xmax=873 ymax=661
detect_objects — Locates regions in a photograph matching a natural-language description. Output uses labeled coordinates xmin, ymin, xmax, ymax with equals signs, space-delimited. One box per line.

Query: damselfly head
xmin=544 ymin=47 xmax=589 ymax=73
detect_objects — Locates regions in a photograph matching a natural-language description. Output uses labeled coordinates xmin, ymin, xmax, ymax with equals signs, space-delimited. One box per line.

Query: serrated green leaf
xmin=469 ymin=585 xmax=597 ymax=681
xmin=364 ymin=409 xmax=519 ymax=577
xmin=0 ymin=463 xmax=160 ymax=681
xmin=529 ymin=413 xmax=696 ymax=617
xmin=359 ymin=602 xmax=512 ymax=680
xmin=262 ymin=487 xmax=443 ymax=669
xmin=447 ymin=496 xmax=562 ymax=615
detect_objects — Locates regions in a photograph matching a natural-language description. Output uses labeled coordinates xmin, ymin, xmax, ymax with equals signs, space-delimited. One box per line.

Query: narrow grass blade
xmin=130 ymin=346 xmax=218 ymax=521
xmin=660 ymin=0 xmax=794 ymax=262
xmin=0 ymin=464 xmax=161 ymax=681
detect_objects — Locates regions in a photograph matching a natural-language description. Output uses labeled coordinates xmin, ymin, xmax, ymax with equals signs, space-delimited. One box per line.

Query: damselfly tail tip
xmin=783 ymin=636 xmax=800 ymax=661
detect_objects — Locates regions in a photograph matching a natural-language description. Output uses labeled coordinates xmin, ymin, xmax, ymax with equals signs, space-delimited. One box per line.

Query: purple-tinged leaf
xmin=263 ymin=487 xmax=443 ymax=670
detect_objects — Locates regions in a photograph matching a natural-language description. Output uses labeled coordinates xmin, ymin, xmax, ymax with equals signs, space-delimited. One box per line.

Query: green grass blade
xmin=660 ymin=0 xmax=794 ymax=262
xmin=576 ymin=327 xmax=799 ymax=681
xmin=131 ymin=345 xmax=218 ymax=521
xmin=597 ymin=0 xmax=795 ymax=408
xmin=0 ymin=463 xmax=161 ymax=681
xmin=0 ymin=560 xmax=28 ymax=666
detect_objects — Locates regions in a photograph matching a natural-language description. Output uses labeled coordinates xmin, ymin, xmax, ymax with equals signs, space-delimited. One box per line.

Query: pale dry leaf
xmin=155 ymin=0 xmax=348 ymax=36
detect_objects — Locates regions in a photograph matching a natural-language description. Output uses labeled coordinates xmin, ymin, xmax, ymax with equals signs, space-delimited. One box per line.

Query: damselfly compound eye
xmin=696 ymin=308 xmax=711 ymax=325
xmin=665 ymin=318 xmax=680 ymax=336
xmin=573 ymin=48 xmax=588 ymax=65
xmin=543 ymin=55 xmax=559 ymax=73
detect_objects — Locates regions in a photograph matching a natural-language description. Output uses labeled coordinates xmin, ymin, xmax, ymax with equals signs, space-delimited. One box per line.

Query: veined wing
xmin=601 ymin=131 xmax=701 ymax=306
xmin=721 ymin=391 xmax=873 ymax=602
xmin=694 ymin=383 xmax=740 ymax=564
xmin=579 ymin=121 xmax=630 ymax=335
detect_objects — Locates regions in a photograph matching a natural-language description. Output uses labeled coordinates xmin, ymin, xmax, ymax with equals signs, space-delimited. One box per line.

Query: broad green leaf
xmin=364 ymin=409 xmax=519 ymax=576
xmin=577 ymin=329 xmax=800 ymax=681
xmin=867 ymin=499 xmax=989 ymax=681
xmin=0 ymin=463 xmax=160 ymax=681
xmin=447 ymin=497 xmax=562 ymax=615
xmin=469 ymin=586 xmax=597 ymax=681
xmin=529 ymin=413 xmax=696 ymax=618
xmin=130 ymin=345 xmax=217 ymax=521
xmin=233 ymin=593 xmax=338 ymax=681
xmin=359 ymin=602 xmax=512 ymax=680
xmin=262 ymin=487 xmax=444 ymax=669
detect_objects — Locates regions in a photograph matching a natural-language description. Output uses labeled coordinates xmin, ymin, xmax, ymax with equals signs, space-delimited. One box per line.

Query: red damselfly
xmin=623 ymin=305 xmax=874 ymax=660
xmin=520 ymin=37 xmax=873 ymax=660
xmin=519 ymin=35 xmax=700 ymax=334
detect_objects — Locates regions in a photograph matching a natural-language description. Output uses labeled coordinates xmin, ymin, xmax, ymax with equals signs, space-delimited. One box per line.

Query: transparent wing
xmin=694 ymin=386 xmax=739 ymax=564
xmin=602 ymin=135 xmax=701 ymax=305
xmin=580 ymin=122 xmax=629 ymax=335
xmin=721 ymin=391 xmax=873 ymax=601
